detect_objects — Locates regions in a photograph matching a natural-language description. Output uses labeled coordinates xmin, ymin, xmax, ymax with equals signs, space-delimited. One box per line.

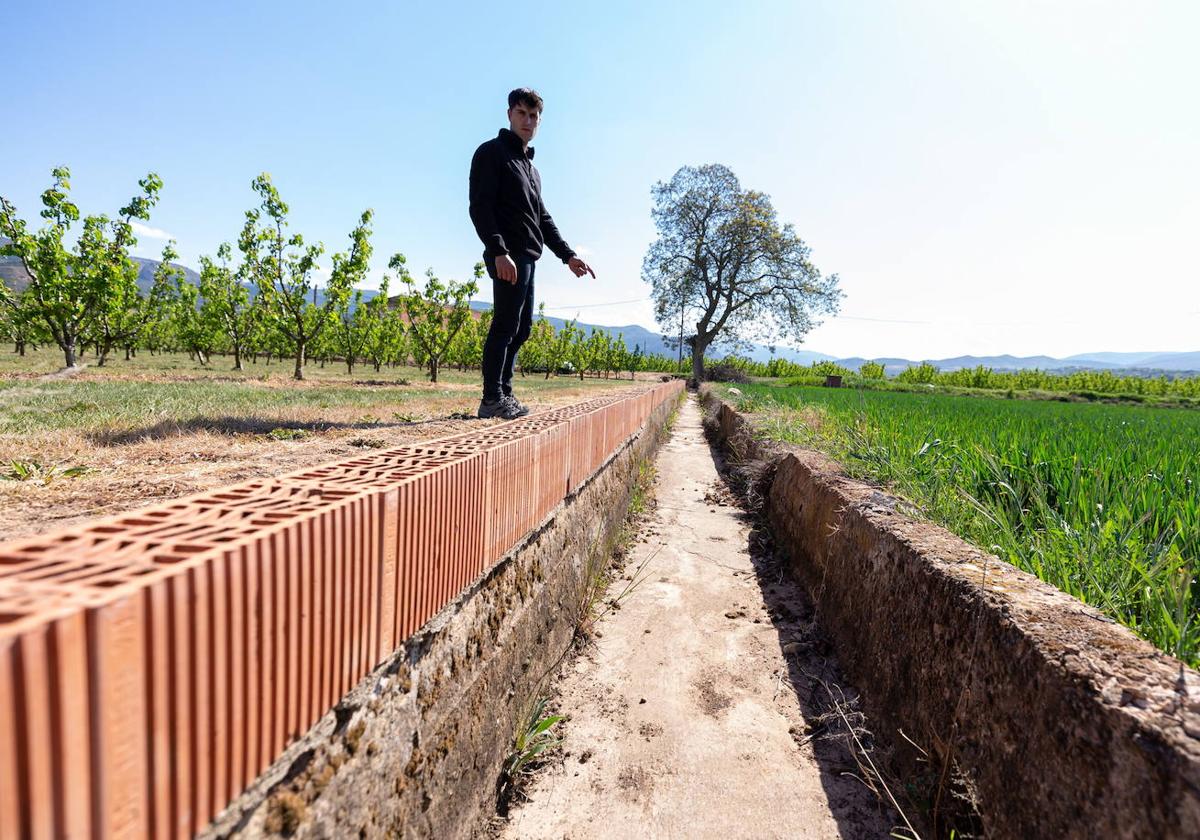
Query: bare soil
xmin=494 ymin=396 xmax=898 ymax=839
xmin=0 ymin=377 xmax=637 ymax=541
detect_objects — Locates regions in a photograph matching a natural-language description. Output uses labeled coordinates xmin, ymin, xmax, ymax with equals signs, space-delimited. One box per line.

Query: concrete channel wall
xmin=0 ymin=380 xmax=684 ymax=840
xmin=702 ymin=388 xmax=1200 ymax=839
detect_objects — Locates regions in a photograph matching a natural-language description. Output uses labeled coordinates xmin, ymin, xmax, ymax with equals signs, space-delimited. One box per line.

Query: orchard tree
xmin=394 ymin=255 xmax=480 ymax=383
xmin=570 ymin=327 xmax=605 ymax=380
xmin=472 ymin=309 xmax=493 ymax=370
xmin=519 ymin=304 xmax=554 ymax=376
xmin=166 ymin=244 xmax=219 ymax=364
xmin=360 ymin=276 xmax=408 ymax=372
xmin=332 ymin=289 xmax=368 ymax=374
xmin=0 ymin=289 xmax=47 ymax=356
xmin=244 ymin=173 xmax=370 ymax=380
xmin=547 ymin=318 xmax=579 ymax=379
xmin=626 ymin=343 xmax=643 ymax=379
xmin=859 ymin=361 xmax=886 ymax=379
xmin=117 ymin=241 xmax=177 ymax=361
xmin=0 ymin=167 xmax=162 ymax=368
xmin=82 ymin=218 xmax=140 ymax=366
xmin=199 ymin=239 xmax=256 ymax=370
xmin=604 ymin=331 xmax=629 ymax=379
xmin=643 ymin=164 xmax=841 ymax=383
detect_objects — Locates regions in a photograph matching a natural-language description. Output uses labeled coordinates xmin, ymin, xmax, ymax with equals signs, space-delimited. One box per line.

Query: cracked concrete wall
xmin=701 ymin=387 xmax=1200 ymax=839
xmin=200 ymin=394 xmax=681 ymax=839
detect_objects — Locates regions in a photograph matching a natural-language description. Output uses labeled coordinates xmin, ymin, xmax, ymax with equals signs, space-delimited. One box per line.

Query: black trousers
xmin=481 ymin=257 xmax=535 ymax=401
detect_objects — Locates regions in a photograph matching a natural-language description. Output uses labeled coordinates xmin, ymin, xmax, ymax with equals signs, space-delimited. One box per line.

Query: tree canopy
xmin=642 ymin=164 xmax=841 ymax=382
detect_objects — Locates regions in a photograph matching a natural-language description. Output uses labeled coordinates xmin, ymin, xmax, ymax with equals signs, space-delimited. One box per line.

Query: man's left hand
xmin=567 ymin=256 xmax=596 ymax=279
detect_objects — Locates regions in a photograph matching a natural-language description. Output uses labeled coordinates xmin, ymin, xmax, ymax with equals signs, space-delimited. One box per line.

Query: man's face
xmin=507 ymin=102 xmax=541 ymax=145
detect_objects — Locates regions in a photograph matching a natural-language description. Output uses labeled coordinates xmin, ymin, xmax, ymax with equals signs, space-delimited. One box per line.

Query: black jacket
xmin=469 ymin=128 xmax=575 ymax=273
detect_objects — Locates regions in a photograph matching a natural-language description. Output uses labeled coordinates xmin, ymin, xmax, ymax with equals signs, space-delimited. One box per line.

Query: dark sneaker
xmin=478 ymin=398 xmax=522 ymax=420
xmin=501 ymin=394 xmax=531 ymax=417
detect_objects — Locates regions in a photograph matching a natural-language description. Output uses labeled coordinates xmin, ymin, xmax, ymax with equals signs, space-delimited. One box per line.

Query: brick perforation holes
xmin=0 ymin=388 xmax=678 ymax=839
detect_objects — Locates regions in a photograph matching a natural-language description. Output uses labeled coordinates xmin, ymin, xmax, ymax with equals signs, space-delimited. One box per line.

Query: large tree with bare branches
xmin=642 ymin=164 xmax=841 ymax=383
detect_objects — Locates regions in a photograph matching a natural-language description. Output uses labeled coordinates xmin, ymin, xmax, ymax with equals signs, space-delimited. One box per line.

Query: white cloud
xmin=130 ymin=221 xmax=175 ymax=241
xmin=573 ymin=244 xmax=594 ymax=257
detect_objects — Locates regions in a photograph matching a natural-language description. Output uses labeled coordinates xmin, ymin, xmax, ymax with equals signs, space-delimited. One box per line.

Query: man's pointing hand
xmin=567 ymin=256 xmax=596 ymax=279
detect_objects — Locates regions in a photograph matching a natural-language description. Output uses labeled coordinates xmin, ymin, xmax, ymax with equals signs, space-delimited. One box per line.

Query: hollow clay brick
xmin=0 ymin=582 xmax=91 ymax=840
xmin=0 ymin=388 xmax=680 ymax=840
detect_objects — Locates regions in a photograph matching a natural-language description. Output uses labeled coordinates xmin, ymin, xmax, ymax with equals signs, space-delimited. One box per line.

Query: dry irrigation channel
xmin=1 ymin=381 xmax=1196 ymax=839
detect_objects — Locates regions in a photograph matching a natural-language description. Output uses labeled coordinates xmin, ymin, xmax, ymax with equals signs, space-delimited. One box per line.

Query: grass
xmin=0 ymin=347 xmax=644 ymax=436
xmin=722 ymin=382 xmax=1200 ymax=666
xmin=737 ymin=374 xmax=1200 ymax=410
xmin=0 ymin=347 xmax=650 ymax=541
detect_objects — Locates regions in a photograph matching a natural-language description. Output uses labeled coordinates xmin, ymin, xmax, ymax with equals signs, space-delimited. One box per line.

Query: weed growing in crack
xmin=503 ymin=696 xmax=564 ymax=784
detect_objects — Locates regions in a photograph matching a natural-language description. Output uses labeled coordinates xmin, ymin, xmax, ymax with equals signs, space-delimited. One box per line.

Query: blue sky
xmin=3 ymin=0 xmax=1197 ymax=359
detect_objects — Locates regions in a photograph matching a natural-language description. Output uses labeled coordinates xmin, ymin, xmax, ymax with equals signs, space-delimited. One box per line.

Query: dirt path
xmin=498 ymin=395 xmax=897 ymax=839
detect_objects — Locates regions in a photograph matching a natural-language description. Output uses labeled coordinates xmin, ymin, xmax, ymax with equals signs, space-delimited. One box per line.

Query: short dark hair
xmin=508 ymin=88 xmax=544 ymax=112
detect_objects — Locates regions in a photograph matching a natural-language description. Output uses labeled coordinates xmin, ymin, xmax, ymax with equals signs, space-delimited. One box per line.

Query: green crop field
xmin=721 ymin=383 xmax=1200 ymax=665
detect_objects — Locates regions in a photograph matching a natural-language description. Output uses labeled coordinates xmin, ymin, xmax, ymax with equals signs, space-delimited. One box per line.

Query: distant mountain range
xmin=0 ymin=239 xmax=202 ymax=291
xmin=3 ymin=244 xmax=1196 ymax=374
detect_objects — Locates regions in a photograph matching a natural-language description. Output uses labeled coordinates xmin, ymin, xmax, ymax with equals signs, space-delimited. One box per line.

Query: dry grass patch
xmin=0 ymin=356 xmax=646 ymax=540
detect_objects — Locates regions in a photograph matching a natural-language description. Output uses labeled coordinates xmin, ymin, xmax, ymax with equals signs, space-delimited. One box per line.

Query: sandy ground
xmin=496 ymin=396 xmax=897 ymax=840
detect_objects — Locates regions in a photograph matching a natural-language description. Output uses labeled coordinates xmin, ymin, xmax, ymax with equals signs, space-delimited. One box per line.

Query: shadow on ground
xmin=87 ymin=414 xmax=481 ymax=446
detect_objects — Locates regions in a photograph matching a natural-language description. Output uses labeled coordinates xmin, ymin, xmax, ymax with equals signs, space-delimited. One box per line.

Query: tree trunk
xmin=691 ymin=340 xmax=707 ymax=384
xmin=293 ymin=344 xmax=306 ymax=380
xmin=63 ymin=340 xmax=77 ymax=369
xmin=429 ymin=356 xmax=439 ymax=383
xmin=233 ymin=345 xmax=243 ymax=371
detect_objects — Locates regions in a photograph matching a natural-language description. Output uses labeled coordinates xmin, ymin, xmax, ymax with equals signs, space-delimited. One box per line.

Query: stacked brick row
xmin=0 ymin=380 xmax=684 ymax=839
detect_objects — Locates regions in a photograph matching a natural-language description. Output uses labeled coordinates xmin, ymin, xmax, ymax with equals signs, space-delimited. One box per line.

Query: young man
xmin=469 ymin=87 xmax=595 ymax=420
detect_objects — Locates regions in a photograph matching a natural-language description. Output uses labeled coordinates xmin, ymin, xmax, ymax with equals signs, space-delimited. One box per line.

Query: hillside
xmin=0 ymin=238 xmax=201 ymax=292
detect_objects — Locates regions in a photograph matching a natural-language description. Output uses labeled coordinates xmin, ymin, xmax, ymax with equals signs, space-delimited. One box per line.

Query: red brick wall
xmin=0 ymin=381 xmax=684 ymax=839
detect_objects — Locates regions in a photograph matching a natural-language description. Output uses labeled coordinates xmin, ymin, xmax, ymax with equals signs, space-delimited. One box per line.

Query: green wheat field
xmin=723 ymin=383 xmax=1200 ymax=665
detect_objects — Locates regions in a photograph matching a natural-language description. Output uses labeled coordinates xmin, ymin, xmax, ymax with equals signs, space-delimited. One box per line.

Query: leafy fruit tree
xmin=198 ymin=224 xmax=258 ymax=370
xmin=0 ymin=166 xmax=163 ymax=368
xmin=243 ymin=173 xmax=371 ymax=380
xmin=394 ymin=255 xmax=481 ymax=382
xmin=626 ymin=343 xmax=643 ymax=380
xmin=547 ymin=318 xmax=579 ymax=379
xmin=519 ymin=303 xmax=554 ymax=376
xmin=166 ymin=244 xmax=220 ymax=364
xmin=447 ymin=302 xmax=486 ymax=372
xmin=643 ymin=164 xmax=841 ymax=383
xmin=570 ymin=327 xmax=603 ymax=380
xmin=0 ymin=289 xmax=48 ymax=356
xmin=116 ymin=241 xmax=178 ymax=361
xmin=859 ymin=360 xmax=886 ymax=379
xmin=332 ymin=289 xmax=367 ymax=373
xmin=359 ymin=276 xmax=408 ymax=371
